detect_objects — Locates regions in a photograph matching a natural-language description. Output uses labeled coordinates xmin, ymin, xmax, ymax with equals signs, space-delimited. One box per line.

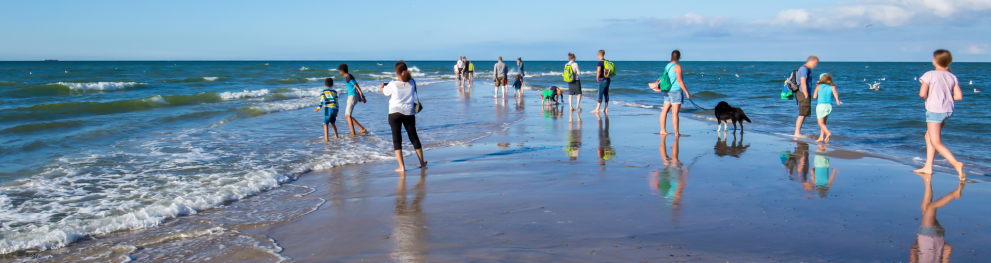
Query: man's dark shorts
xmin=796 ymin=92 xmax=811 ymax=117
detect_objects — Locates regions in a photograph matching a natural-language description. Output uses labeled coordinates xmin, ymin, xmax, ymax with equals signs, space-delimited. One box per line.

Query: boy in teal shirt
xmin=313 ymin=78 xmax=339 ymax=141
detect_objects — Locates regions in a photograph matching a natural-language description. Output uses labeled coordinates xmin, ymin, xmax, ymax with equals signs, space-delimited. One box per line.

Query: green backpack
xmin=603 ymin=60 xmax=616 ymax=78
xmin=562 ymin=63 xmax=576 ymax=82
xmin=657 ymin=63 xmax=676 ymax=92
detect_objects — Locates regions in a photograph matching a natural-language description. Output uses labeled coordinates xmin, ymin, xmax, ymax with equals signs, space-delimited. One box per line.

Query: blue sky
xmin=1 ymin=0 xmax=989 ymax=61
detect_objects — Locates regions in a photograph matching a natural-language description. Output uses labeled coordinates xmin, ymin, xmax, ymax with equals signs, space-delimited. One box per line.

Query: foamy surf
xmin=55 ymin=82 xmax=142 ymax=91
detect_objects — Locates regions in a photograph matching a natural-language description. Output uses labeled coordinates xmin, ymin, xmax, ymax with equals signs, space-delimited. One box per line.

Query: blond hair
xmin=817 ymin=73 xmax=834 ymax=86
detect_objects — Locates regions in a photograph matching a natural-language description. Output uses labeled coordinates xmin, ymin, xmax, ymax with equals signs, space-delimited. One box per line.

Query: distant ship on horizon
xmin=44 ymin=59 xmax=58 ymax=61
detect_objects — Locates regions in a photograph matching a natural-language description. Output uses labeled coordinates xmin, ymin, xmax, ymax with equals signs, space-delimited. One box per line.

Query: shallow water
xmin=0 ymin=60 xmax=988 ymax=255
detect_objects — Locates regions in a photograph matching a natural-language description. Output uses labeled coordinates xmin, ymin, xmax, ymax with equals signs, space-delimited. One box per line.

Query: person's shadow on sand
xmin=714 ymin=131 xmax=749 ymax=158
xmin=391 ymin=171 xmax=428 ymax=262
xmin=910 ymin=173 xmax=964 ymax=263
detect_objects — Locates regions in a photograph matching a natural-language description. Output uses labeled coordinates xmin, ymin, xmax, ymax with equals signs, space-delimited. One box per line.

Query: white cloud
xmin=621 ymin=13 xmax=736 ymax=29
xmin=756 ymin=0 xmax=991 ymax=28
xmin=967 ymin=44 xmax=988 ymax=54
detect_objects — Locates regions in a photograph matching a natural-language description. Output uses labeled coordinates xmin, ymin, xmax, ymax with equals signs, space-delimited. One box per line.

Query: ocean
xmin=0 ymin=60 xmax=988 ymax=255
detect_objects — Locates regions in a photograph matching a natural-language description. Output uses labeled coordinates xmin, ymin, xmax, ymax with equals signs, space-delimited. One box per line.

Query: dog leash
xmin=688 ymin=98 xmax=706 ymax=111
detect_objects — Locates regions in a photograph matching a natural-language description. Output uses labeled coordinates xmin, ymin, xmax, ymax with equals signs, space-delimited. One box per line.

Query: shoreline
xmin=6 ymin=81 xmax=989 ymax=262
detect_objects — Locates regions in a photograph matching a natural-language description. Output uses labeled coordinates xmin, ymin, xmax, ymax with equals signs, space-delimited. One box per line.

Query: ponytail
xmin=394 ymin=61 xmax=412 ymax=82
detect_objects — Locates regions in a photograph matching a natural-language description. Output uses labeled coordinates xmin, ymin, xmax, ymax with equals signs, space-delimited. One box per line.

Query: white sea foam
xmin=56 ymin=82 xmax=142 ymax=91
xmin=219 ymin=89 xmax=270 ymax=100
xmin=202 ymin=77 xmax=219 ymax=81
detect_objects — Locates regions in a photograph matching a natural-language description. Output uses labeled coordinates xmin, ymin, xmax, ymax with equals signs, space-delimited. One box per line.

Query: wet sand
xmin=244 ymin=83 xmax=991 ymax=262
xmin=9 ymin=81 xmax=989 ymax=262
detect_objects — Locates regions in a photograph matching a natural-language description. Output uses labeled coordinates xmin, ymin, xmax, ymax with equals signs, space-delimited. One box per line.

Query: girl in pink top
xmin=913 ymin=49 xmax=965 ymax=180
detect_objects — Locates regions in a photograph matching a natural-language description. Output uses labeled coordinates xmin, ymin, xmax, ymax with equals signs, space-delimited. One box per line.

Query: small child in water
xmin=812 ymin=73 xmax=842 ymax=143
xmin=914 ymin=49 xmax=966 ymax=180
xmin=512 ymin=74 xmax=523 ymax=97
xmin=313 ymin=78 xmax=340 ymax=141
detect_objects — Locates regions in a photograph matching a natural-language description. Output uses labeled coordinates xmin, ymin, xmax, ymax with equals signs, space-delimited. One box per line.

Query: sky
xmin=1 ymin=0 xmax=990 ymax=61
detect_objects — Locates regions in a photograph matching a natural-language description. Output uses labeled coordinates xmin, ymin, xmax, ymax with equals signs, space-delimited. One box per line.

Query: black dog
xmin=714 ymin=101 xmax=752 ymax=132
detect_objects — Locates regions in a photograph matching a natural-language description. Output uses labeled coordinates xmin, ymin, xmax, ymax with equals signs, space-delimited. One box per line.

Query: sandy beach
xmin=244 ymin=82 xmax=990 ymax=262
xmin=9 ymin=81 xmax=990 ymax=262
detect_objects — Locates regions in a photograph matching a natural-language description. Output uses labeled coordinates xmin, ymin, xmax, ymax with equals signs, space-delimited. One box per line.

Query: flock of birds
xmin=860 ymin=77 xmax=980 ymax=93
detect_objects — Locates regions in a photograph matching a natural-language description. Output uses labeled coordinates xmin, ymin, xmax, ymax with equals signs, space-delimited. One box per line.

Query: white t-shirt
xmin=456 ymin=60 xmax=464 ymax=70
xmin=383 ymin=80 xmax=416 ymax=115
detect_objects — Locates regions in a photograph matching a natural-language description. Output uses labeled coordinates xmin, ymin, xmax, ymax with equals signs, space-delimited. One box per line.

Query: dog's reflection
xmin=714 ymin=131 xmax=750 ymax=158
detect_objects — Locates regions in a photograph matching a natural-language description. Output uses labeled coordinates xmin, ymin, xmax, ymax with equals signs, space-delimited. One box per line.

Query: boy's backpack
xmin=562 ymin=63 xmax=576 ymax=82
xmin=603 ymin=60 xmax=617 ymax=78
xmin=781 ymin=70 xmax=800 ymax=100
xmin=656 ymin=63 xmax=676 ymax=92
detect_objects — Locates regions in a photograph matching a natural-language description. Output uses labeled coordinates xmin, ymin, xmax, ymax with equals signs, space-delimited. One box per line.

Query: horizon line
xmin=3 ymin=60 xmax=988 ymax=63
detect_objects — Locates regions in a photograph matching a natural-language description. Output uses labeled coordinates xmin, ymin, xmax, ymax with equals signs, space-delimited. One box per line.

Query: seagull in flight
xmin=866 ymin=24 xmax=872 ymax=27
xmin=867 ymin=82 xmax=881 ymax=91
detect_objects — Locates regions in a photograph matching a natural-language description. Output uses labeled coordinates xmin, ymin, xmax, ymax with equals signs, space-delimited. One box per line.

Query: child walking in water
xmin=813 ymin=73 xmax=842 ymax=143
xmin=314 ymin=78 xmax=340 ymax=141
xmin=914 ymin=49 xmax=966 ymax=180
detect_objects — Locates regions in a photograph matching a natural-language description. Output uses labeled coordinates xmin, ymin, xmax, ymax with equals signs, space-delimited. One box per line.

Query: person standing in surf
xmin=379 ymin=61 xmax=427 ymax=173
xmin=517 ymin=57 xmax=525 ymax=79
xmin=338 ymin=64 xmax=368 ymax=136
xmin=493 ymin=56 xmax=508 ymax=98
xmin=455 ymin=56 xmax=465 ymax=90
xmin=591 ymin=49 xmax=611 ymax=113
xmin=564 ymin=53 xmax=582 ymax=111
xmin=658 ymin=50 xmax=692 ymax=136
xmin=913 ymin=49 xmax=966 ymax=180
xmin=314 ymin=78 xmax=340 ymax=141
xmin=812 ymin=73 xmax=841 ymax=143
xmin=794 ymin=56 xmax=818 ymax=137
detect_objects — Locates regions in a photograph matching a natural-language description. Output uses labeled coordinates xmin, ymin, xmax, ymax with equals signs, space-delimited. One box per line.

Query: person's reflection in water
xmin=651 ymin=134 xmax=687 ymax=220
xmin=714 ymin=131 xmax=750 ymax=158
xmin=811 ymin=144 xmax=838 ymax=198
xmin=782 ymin=140 xmax=811 ymax=190
xmin=515 ymin=94 xmax=525 ymax=113
xmin=565 ymin=109 xmax=582 ymax=160
xmin=595 ymin=112 xmax=615 ymax=166
xmin=910 ymin=174 xmax=964 ymax=263
xmin=390 ymin=171 xmax=428 ymax=263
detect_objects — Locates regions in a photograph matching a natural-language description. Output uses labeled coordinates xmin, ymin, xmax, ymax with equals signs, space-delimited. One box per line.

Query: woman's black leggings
xmin=389 ymin=113 xmax=422 ymax=150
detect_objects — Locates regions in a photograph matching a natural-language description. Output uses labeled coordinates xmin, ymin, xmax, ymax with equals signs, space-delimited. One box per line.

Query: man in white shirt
xmin=566 ymin=53 xmax=582 ymax=110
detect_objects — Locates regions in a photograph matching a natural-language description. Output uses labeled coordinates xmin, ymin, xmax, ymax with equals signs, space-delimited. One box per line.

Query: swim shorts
xmin=324 ymin=108 xmax=338 ymax=124
xmin=495 ymin=77 xmax=505 ymax=87
xmin=816 ymin=104 xmax=832 ymax=118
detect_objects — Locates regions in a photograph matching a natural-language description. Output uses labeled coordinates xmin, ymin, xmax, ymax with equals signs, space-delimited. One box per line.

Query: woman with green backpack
xmin=655 ymin=50 xmax=692 ymax=136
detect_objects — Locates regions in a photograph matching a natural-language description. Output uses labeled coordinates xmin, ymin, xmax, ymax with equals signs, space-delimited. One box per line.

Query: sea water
xmin=0 ymin=60 xmax=988 ymax=255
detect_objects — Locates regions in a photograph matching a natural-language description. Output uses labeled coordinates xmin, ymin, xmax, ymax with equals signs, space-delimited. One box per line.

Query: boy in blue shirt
xmin=313 ymin=78 xmax=340 ymax=141
xmin=338 ymin=64 xmax=368 ymax=136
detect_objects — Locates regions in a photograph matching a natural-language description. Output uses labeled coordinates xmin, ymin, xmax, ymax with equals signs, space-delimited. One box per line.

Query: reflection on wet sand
xmin=911 ymin=174 xmax=965 ymax=263
xmin=596 ymin=112 xmax=615 ymax=166
xmin=390 ymin=172 xmax=428 ymax=263
xmin=782 ymin=140 xmax=811 ymax=191
xmin=565 ymin=109 xmax=582 ymax=160
xmin=714 ymin=131 xmax=749 ymax=158
xmin=651 ymin=134 xmax=687 ymax=221
xmin=811 ymin=144 xmax=838 ymax=198
xmin=515 ymin=95 xmax=525 ymax=112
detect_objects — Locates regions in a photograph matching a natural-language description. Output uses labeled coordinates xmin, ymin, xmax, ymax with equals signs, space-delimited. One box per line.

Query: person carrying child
xmin=313 ymin=78 xmax=340 ymax=141
xmin=913 ymin=49 xmax=966 ymax=180
xmin=812 ymin=73 xmax=842 ymax=143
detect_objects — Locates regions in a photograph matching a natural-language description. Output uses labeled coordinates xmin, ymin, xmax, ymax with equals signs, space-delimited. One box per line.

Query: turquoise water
xmin=0 ymin=60 xmax=988 ymax=254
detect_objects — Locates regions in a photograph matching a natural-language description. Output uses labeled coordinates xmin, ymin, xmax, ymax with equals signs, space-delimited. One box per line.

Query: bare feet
xmin=815 ymin=137 xmax=824 ymax=142
xmin=824 ymin=132 xmax=832 ymax=143
xmin=395 ymin=167 xmax=405 ymax=172
xmin=913 ymin=167 xmax=933 ymax=175
xmin=952 ymin=182 xmax=965 ymax=198
xmin=420 ymin=161 xmax=428 ymax=168
xmin=952 ymin=161 xmax=966 ymax=180
xmin=590 ymin=109 xmax=600 ymax=113
xmin=659 ymin=131 xmax=670 ymax=135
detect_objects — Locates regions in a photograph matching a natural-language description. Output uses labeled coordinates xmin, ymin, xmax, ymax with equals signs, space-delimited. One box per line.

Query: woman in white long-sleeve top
xmin=379 ymin=61 xmax=427 ymax=173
